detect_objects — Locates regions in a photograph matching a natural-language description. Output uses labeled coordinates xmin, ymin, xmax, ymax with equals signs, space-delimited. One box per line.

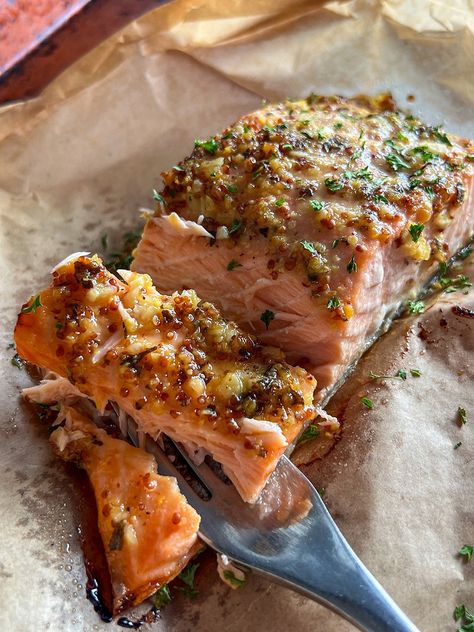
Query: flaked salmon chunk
xmin=133 ymin=94 xmax=474 ymax=398
xmin=14 ymin=255 xmax=316 ymax=502
xmin=49 ymin=405 xmax=201 ymax=614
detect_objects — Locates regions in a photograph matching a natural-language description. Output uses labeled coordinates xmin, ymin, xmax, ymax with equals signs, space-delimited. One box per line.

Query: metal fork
xmin=129 ymin=427 xmax=420 ymax=632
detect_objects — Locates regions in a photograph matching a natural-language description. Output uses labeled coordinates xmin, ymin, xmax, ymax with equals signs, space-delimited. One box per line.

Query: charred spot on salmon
xmin=74 ymin=259 xmax=101 ymax=289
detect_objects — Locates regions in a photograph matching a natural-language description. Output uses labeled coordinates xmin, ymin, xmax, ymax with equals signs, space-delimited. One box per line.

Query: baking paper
xmin=0 ymin=1 xmax=473 ymax=630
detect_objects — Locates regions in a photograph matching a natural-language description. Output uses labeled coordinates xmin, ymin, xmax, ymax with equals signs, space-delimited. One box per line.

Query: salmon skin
xmin=14 ymin=254 xmax=316 ymax=503
xmin=49 ymin=405 xmax=201 ymax=614
xmin=133 ymin=94 xmax=474 ymax=398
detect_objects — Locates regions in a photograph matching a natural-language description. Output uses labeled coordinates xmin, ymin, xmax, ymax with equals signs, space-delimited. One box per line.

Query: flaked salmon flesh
xmin=49 ymin=405 xmax=201 ymax=614
xmin=14 ymin=255 xmax=317 ymax=503
xmin=133 ymin=94 xmax=474 ymax=398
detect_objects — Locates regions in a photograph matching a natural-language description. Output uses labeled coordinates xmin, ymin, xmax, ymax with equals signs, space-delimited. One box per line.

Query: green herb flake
xmin=310 ymin=200 xmax=325 ymax=211
xmin=281 ymin=144 xmax=294 ymax=150
xmin=11 ymin=354 xmax=23 ymax=370
xmin=458 ymin=406 xmax=467 ymax=426
xmin=459 ymin=545 xmax=473 ymax=562
xmin=194 ymin=138 xmax=219 ymax=154
xmin=347 ymin=256 xmax=358 ymax=274
xmin=21 ymin=295 xmax=42 ymax=314
xmin=372 ymin=193 xmax=389 ymax=204
xmin=386 ymin=153 xmax=409 ymax=171
xmin=331 ymin=239 xmax=340 ymax=249
xmin=407 ymin=300 xmax=425 ymax=314
xmin=454 ymin=441 xmax=462 ymax=450
xmin=409 ymin=223 xmax=424 ymax=243
xmin=412 ymin=145 xmax=436 ymax=163
xmin=227 ymin=259 xmax=242 ymax=271
xmin=153 ymin=189 xmax=165 ymax=204
xmin=179 ymin=563 xmax=199 ymax=588
xmin=153 ymin=584 xmax=172 ymax=609
xmin=410 ymin=369 xmax=422 ymax=377
xmin=275 ymin=198 xmax=285 ymax=207
xmin=327 ymin=296 xmax=341 ymax=310
xmin=354 ymin=166 xmax=372 ymax=181
xmin=397 ymin=369 xmax=407 ymax=380
xmin=325 ymin=177 xmax=344 ymax=192
xmin=361 ymin=397 xmax=374 ymax=410
xmin=297 ymin=424 xmax=321 ymax=445
xmin=334 ymin=122 xmax=343 ymax=129
xmin=228 ymin=219 xmax=243 ymax=235
xmin=432 ymin=127 xmax=452 ymax=146
xmin=227 ymin=184 xmax=238 ymax=194
xmin=300 ymin=240 xmax=318 ymax=255
xmin=260 ymin=309 xmax=275 ymax=330
xmin=223 ymin=570 xmax=246 ymax=588
xmin=453 ymin=603 xmax=474 ymax=626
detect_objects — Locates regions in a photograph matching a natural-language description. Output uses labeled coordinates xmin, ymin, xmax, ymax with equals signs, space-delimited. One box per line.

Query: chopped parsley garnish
xmin=372 ymin=193 xmax=389 ymax=204
xmin=343 ymin=164 xmax=370 ymax=181
xmin=223 ymin=570 xmax=246 ymax=588
xmin=227 ymin=259 xmax=242 ymax=271
xmin=432 ymin=126 xmax=452 ymax=146
xmin=310 ymin=200 xmax=325 ymax=211
xmin=281 ymin=143 xmax=293 ymax=150
xmin=11 ymin=354 xmax=23 ymax=370
xmin=458 ymin=406 xmax=467 ymax=426
xmin=439 ymin=274 xmax=472 ymax=294
xmin=407 ymin=300 xmax=425 ymax=314
xmin=227 ymin=184 xmax=238 ymax=194
xmin=386 ymin=153 xmax=409 ymax=171
xmin=228 ymin=218 xmax=242 ymax=235
xmin=275 ymin=198 xmax=285 ymax=207
xmin=297 ymin=424 xmax=320 ymax=445
xmin=325 ymin=177 xmax=344 ymax=192
xmin=347 ymin=256 xmax=357 ymax=274
xmin=153 ymin=585 xmax=172 ymax=609
xmin=410 ymin=368 xmax=422 ymax=377
xmin=334 ymin=122 xmax=343 ymax=129
xmin=300 ymin=240 xmax=318 ymax=255
xmin=454 ymin=441 xmax=462 ymax=450
xmin=21 ymin=295 xmax=42 ymax=314
xmin=361 ymin=397 xmax=374 ymax=409
xmin=331 ymin=239 xmax=340 ymax=249
xmin=412 ymin=145 xmax=437 ymax=163
xmin=459 ymin=545 xmax=473 ymax=562
xmin=153 ymin=189 xmax=165 ymax=203
xmin=178 ymin=563 xmax=200 ymax=599
xmin=327 ymin=296 xmax=341 ymax=310
xmin=397 ymin=369 xmax=407 ymax=380
xmin=194 ymin=138 xmax=218 ymax=154
xmin=453 ymin=604 xmax=474 ymax=627
xmin=260 ymin=309 xmax=275 ymax=330
xmin=409 ymin=223 xmax=424 ymax=243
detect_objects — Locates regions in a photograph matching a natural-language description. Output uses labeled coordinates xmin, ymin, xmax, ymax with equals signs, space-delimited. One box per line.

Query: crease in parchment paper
xmin=0 ymin=1 xmax=473 ymax=631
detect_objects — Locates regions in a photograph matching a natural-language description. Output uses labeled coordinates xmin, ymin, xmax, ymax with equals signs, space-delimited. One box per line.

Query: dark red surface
xmin=0 ymin=0 xmax=167 ymax=104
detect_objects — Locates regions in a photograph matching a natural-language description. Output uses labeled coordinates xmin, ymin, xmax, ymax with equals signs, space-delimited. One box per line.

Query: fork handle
xmin=250 ymin=502 xmax=420 ymax=632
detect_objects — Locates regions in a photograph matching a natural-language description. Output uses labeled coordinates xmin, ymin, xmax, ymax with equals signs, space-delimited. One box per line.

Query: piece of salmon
xmin=133 ymin=94 xmax=474 ymax=398
xmin=49 ymin=405 xmax=200 ymax=614
xmin=14 ymin=254 xmax=316 ymax=503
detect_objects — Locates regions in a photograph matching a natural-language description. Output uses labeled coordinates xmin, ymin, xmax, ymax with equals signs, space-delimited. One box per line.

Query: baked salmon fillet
xmin=14 ymin=254 xmax=316 ymax=502
xmin=133 ymin=94 xmax=474 ymax=397
xmin=49 ymin=405 xmax=200 ymax=614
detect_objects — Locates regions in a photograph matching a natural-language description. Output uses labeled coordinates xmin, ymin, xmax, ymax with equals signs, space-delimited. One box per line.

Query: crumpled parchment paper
xmin=0 ymin=1 xmax=472 ymax=631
